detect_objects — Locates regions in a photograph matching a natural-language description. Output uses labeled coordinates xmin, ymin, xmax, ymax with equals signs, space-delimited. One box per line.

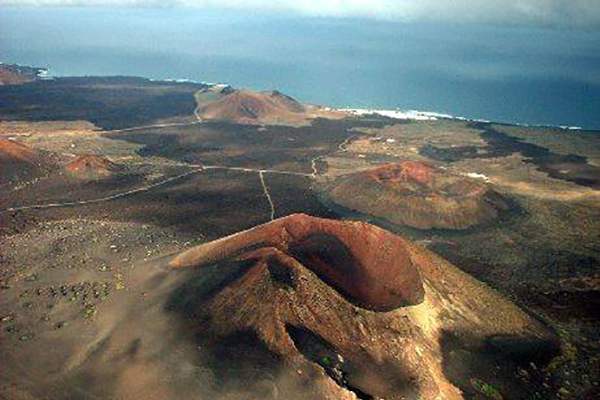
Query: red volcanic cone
xmin=324 ymin=161 xmax=509 ymax=230
xmin=170 ymin=213 xmax=424 ymax=311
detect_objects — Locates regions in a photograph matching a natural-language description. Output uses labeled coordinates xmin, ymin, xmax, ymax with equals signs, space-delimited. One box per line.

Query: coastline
xmin=1 ymin=61 xmax=594 ymax=132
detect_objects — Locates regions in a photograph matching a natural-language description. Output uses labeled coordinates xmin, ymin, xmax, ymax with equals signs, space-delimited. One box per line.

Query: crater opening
xmin=289 ymin=233 xmax=363 ymax=305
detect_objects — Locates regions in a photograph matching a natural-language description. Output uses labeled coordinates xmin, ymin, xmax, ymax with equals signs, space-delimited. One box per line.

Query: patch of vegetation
xmin=470 ymin=378 xmax=503 ymax=400
xmin=320 ymin=355 xmax=333 ymax=367
xmin=83 ymin=304 xmax=97 ymax=319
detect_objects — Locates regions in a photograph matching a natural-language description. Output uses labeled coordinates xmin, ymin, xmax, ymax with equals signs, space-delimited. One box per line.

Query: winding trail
xmin=105 ymin=120 xmax=201 ymax=134
xmin=1 ymin=145 xmax=352 ymax=215
xmin=1 ymin=93 xmax=359 ymax=218
xmin=0 ymin=164 xmax=308 ymax=214
xmin=103 ymin=93 xmax=204 ymax=134
xmin=310 ymin=135 xmax=356 ymax=178
xmin=338 ymin=135 xmax=357 ymax=152
xmin=259 ymin=171 xmax=276 ymax=220
xmin=202 ymin=165 xmax=311 ymax=177
xmin=2 ymin=169 xmax=202 ymax=213
xmin=310 ymin=157 xmax=321 ymax=177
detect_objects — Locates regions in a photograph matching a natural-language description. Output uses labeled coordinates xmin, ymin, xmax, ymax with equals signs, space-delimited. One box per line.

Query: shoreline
xmin=1 ymin=61 xmax=596 ymax=132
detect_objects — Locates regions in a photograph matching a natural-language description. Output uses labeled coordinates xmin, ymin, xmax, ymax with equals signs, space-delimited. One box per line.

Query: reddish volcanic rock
xmin=171 ymin=213 xmax=424 ymax=311
xmin=0 ymin=64 xmax=40 ymax=85
xmin=198 ymin=89 xmax=307 ymax=125
xmin=323 ymin=161 xmax=510 ymax=230
xmin=66 ymin=154 xmax=118 ymax=178
xmin=0 ymin=138 xmax=47 ymax=181
xmin=370 ymin=161 xmax=436 ymax=186
xmin=10 ymin=215 xmax=557 ymax=400
xmin=160 ymin=214 xmax=558 ymax=399
xmin=0 ymin=138 xmax=41 ymax=165
xmin=196 ymin=88 xmax=345 ymax=126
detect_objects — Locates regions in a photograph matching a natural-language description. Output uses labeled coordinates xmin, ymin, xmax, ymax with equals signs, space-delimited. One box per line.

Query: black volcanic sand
xmin=2 ymin=117 xmax=385 ymax=238
xmin=0 ymin=163 xmax=192 ymax=218
xmin=261 ymin=174 xmax=340 ymax=220
xmin=0 ymin=77 xmax=205 ymax=130
xmin=1 ymin=167 xmax=341 ymax=240
xmin=105 ymin=118 xmax=389 ymax=172
xmin=419 ymin=123 xmax=600 ymax=189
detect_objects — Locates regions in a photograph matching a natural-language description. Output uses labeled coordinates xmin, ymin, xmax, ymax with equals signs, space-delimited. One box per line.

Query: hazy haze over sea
xmin=1 ymin=6 xmax=599 ymax=129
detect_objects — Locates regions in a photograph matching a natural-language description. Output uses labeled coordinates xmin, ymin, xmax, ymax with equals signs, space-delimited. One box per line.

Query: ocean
xmin=1 ymin=6 xmax=599 ymax=129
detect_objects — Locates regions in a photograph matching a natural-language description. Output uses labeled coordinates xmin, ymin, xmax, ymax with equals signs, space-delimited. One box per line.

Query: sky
xmin=2 ymin=0 xmax=600 ymax=29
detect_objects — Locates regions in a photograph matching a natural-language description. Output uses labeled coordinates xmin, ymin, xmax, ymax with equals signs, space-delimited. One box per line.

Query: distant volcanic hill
xmin=0 ymin=138 xmax=50 ymax=182
xmin=0 ymin=63 xmax=44 ymax=85
xmin=196 ymin=87 xmax=344 ymax=126
xmin=322 ymin=161 xmax=510 ymax=230
xmin=66 ymin=154 xmax=119 ymax=178
xmin=0 ymin=68 xmax=28 ymax=85
xmin=164 ymin=214 xmax=558 ymax=399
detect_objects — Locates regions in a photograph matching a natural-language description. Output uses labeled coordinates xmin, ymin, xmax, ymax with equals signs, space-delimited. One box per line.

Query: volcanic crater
xmin=163 ymin=214 xmax=558 ymax=400
xmin=321 ymin=161 xmax=511 ymax=230
xmin=170 ymin=213 xmax=425 ymax=311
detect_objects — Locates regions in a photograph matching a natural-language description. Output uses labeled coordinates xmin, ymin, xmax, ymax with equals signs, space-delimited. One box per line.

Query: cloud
xmin=2 ymin=0 xmax=600 ymax=28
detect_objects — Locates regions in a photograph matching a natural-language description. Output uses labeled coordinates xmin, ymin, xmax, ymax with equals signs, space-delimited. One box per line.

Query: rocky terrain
xmin=0 ymin=215 xmax=561 ymax=400
xmin=0 ymin=76 xmax=205 ymax=130
xmin=1 ymin=72 xmax=599 ymax=400
xmin=167 ymin=214 xmax=559 ymax=400
xmin=321 ymin=161 xmax=510 ymax=229
xmin=0 ymin=69 xmax=29 ymax=86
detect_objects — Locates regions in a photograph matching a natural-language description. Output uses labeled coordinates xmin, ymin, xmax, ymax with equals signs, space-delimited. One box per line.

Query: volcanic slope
xmin=167 ymin=214 xmax=558 ymax=399
xmin=196 ymin=88 xmax=345 ymax=126
xmin=321 ymin=161 xmax=510 ymax=229
xmin=0 ymin=138 xmax=54 ymax=182
xmin=0 ymin=214 xmax=559 ymax=400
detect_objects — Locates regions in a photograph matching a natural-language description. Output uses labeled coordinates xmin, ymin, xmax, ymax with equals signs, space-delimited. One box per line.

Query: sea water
xmin=1 ymin=6 xmax=599 ymax=130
